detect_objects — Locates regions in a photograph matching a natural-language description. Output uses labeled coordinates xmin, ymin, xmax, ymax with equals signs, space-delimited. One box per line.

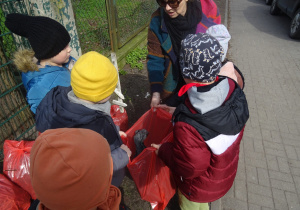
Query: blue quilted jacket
xmin=22 ymin=56 xmax=75 ymax=113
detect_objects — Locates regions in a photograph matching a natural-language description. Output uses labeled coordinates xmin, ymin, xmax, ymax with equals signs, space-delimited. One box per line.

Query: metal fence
xmin=0 ymin=0 xmax=158 ymax=150
xmin=115 ymin=0 xmax=157 ymax=48
xmin=72 ymin=0 xmax=157 ymax=55
xmin=0 ymin=0 xmax=37 ymax=151
xmin=72 ymin=0 xmax=111 ymax=55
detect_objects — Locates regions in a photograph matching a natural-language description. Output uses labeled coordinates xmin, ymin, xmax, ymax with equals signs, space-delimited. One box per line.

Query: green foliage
xmin=0 ymin=9 xmax=17 ymax=59
xmin=119 ymin=69 xmax=128 ymax=75
xmin=125 ymin=46 xmax=148 ymax=70
xmin=123 ymin=89 xmax=132 ymax=101
xmin=71 ymin=0 xmax=110 ymax=54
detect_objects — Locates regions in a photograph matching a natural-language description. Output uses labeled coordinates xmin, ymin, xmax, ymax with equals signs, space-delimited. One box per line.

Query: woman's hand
xmin=156 ymin=104 xmax=176 ymax=115
xmin=151 ymin=144 xmax=161 ymax=155
xmin=120 ymin=144 xmax=132 ymax=158
xmin=151 ymin=92 xmax=161 ymax=108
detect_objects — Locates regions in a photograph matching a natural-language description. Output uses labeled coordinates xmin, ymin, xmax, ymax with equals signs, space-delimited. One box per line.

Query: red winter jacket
xmin=158 ymin=78 xmax=249 ymax=203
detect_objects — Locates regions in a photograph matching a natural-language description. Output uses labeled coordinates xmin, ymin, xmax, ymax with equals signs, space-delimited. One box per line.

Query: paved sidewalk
xmin=212 ymin=0 xmax=300 ymax=209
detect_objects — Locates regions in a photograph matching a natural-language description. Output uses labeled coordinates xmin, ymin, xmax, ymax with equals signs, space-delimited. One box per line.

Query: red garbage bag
xmin=122 ymin=108 xmax=173 ymax=158
xmin=111 ymin=105 xmax=128 ymax=132
xmin=0 ymin=174 xmax=31 ymax=210
xmin=3 ymin=140 xmax=36 ymax=199
xmin=124 ymin=108 xmax=176 ymax=210
xmin=128 ymin=132 xmax=175 ymax=210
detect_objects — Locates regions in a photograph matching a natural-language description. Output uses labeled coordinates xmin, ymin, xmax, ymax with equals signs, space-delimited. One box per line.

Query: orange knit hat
xmin=30 ymin=128 xmax=121 ymax=210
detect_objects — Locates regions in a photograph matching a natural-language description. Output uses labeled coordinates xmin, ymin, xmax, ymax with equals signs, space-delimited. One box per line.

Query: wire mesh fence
xmin=0 ymin=0 xmax=158 ymax=151
xmin=72 ymin=0 xmax=158 ymax=54
xmin=116 ymin=0 xmax=157 ymax=48
xmin=0 ymin=1 xmax=37 ymax=152
xmin=72 ymin=0 xmax=111 ymax=56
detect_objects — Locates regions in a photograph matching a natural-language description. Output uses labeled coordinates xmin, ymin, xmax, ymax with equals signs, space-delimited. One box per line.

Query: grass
xmin=119 ymin=69 xmax=128 ymax=75
xmin=117 ymin=0 xmax=157 ymax=45
xmin=72 ymin=0 xmax=111 ymax=55
xmin=126 ymin=46 xmax=148 ymax=70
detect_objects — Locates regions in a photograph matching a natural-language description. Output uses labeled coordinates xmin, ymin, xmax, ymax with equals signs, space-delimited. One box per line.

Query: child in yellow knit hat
xmin=35 ymin=51 xmax=131 ymax=187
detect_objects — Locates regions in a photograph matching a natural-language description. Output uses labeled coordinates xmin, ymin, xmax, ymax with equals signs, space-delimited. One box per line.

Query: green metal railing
xmin=0 ymin=0 xmax=37 ymax=149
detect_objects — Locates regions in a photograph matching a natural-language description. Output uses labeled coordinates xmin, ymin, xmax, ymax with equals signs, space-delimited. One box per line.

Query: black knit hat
xmin=180 ymin=33 xmax=224 ymax=83
xmin=5 ymin=13 xmax=70 ymax=60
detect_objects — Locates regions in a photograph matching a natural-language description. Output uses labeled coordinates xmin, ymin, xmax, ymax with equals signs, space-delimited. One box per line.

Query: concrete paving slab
xmin=211 ymin=0 xmax=300 ymax=209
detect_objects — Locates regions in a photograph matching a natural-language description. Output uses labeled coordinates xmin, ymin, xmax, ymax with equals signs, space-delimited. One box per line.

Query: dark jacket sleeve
xmin=165 ymin=93 xmax=185 ymax=107
xmin=159 ymin=121 xmax=211 ymax=179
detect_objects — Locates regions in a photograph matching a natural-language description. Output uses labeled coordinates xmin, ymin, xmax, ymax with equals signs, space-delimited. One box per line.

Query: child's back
xmin=30 ymin=128 xmax=121 ymax=210
xmin=156 ymin=33 xmax=249 ymax=208
xmin=35 ymin=51 xmax=130 ymax=187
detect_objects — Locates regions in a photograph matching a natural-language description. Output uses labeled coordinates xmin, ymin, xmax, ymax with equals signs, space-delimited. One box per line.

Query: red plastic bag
xmin=122 ymin=108 xmax=173 ymax=158
xmin=128 ymin=132 xmax=175 ymax=210
xmin=3 ymin=140 xmax=36 ymax=199
xmin=0 ymin=174 xmax=31 ymax=210
xmin=124 ymin=108 xmax=176 ymax=210
xmin=111 ymin=105 xmax=128 ymax=132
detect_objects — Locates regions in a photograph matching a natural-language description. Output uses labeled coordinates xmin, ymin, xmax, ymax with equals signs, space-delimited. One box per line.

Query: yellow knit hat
xmin=71 ymin=51 xmax=118 ymax=102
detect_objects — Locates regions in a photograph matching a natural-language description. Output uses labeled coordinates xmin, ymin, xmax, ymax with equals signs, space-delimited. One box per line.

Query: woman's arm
xmin=147 ymin=17 xmax=166 ymax=106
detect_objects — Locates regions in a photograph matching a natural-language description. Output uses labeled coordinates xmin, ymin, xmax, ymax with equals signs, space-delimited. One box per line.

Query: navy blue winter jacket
xmin=35 ymin=86 xmax=128 ymax=187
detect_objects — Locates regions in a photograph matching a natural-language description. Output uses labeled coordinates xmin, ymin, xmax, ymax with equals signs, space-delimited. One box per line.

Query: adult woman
xmin=147 ymin=0 xmax=221 ymax=107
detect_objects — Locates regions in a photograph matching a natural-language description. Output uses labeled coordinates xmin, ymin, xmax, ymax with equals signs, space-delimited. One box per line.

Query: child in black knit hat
xmin=5 ymin=13 xmax=76 ymax=114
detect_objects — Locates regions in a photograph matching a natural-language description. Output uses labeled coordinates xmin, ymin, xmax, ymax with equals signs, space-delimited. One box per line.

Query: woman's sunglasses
xmin=156 ymin=0 xmax=183 ymax=8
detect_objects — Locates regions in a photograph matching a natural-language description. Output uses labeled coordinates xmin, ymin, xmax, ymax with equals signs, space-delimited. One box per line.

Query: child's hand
xmin=119 ymin=131 xmax=127 ymax=137
xmin=156 ymin=104 xmax=176 ymax=115
xmin=120 ymin=144 xmax=132 ymax=158
xmin=151 ymin=144 xmax=161 ymax=155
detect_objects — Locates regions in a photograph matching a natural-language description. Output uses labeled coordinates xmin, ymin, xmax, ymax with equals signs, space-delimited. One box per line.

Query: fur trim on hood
xmin=13 ymin=49 xmax=39 ymax=72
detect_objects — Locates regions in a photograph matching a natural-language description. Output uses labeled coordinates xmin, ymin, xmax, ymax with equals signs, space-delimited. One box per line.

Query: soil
xmin=118 ymin=63 xmax=180 ymax=210
xmin=117 ymin=1 xmax=227 ymax=209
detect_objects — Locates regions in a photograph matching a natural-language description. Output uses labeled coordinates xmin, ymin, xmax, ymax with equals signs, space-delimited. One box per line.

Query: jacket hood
xmin=21 ymin=59 xmax=74 ymax=90
xmin=13 ymin=49 xmax=38 ymax=72
xmin=36 ymin=86 xmax=103 ymax=133
xmin=174 ymin=79 xmax=249 ymax=138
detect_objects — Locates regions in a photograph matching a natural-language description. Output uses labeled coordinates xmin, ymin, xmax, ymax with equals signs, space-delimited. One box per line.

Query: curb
xmin=224 ymin=0 xmax=229 ymax=28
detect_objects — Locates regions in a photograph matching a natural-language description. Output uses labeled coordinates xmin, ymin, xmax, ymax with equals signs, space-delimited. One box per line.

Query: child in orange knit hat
xmin=30 ymin=128 xmax=121 ymax=210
